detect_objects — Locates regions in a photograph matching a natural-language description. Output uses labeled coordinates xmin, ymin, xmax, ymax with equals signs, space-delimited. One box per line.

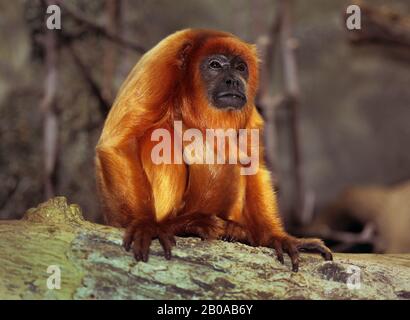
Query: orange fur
xmin=95 ymin=29 xmax=332 ymax=269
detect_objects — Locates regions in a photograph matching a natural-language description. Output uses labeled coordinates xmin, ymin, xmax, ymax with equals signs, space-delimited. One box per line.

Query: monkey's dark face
xmin=200 ymin=54 xmax=249 ymax=110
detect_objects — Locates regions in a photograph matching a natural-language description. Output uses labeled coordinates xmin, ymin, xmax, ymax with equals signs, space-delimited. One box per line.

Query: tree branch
xmin=345 ymin=2 xmax=410 ymax=48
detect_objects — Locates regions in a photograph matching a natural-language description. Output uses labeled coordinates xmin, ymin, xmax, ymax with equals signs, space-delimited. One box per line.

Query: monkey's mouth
xmin=214 ymin=91 xmax=247 ymax=109
xmin=217 ymin=91 xmax=246 ymax=101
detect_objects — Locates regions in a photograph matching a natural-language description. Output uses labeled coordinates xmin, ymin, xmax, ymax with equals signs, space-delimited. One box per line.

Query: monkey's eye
xmin=209 ymin=60 xmax=222 ymax=69
xmin=236 ymin=63 xmax=247 ymax=72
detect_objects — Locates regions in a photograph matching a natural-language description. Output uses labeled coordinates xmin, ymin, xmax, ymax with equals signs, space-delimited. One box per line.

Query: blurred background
xmin=0 ymin=0 xmax=409 ymax=253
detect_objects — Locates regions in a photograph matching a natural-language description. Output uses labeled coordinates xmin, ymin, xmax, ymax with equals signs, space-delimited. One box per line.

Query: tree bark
xmin=0 ymin=197 xmax=409 ymax=299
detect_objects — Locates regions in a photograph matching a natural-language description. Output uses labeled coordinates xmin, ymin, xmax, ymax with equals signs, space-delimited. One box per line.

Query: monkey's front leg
xmin=245 ymin=168 xmax=332 ymax=272
xmin=96 ymin=140 xmax=177 ymax=262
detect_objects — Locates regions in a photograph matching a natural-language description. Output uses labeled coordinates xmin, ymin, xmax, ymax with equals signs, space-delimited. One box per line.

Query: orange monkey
xmin=95 ymin=29 xmax=332 ymax=271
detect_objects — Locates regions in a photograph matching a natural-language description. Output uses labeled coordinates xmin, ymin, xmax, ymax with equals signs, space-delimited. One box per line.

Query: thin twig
xmin=57 ymin=0 xmax=146 ymax=54
xmin=66 ymin=42 xmax=111 ymax=117
xmin=345 ymin=2 xmax=410 ymax=48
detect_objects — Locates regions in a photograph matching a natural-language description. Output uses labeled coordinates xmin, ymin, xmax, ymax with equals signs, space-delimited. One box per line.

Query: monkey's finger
xmin=158 ymin=234 xmax=173 ymax=260
xmin=222 ymin=235 xmax=232 ymax=242
xmin=323 ymin=250 xmax=333 ymax=261
xmin=133 ymin=252 xmax=142 ymax=261
xmin=273 ymin=240 xmax=284 ymax=264
xmin=132 ymin=243 xmax=143 ymax=261
xmin=123 ymin=237 xmax=132 ymax=252
xmin=288 ymin=249 xmax=299 ymax=272
xmin=123 ymin=224 xmax=137 ymax=251
xmin=198 ymin=231 xmax=208 ymax=241
xmin=284 ymin=241 xmax=299 ymax=272
xmin=131 ymin=230 xmax=143 ymax=261
xmin=169 ymin=234 xmax=177 ymax=246
xmin=297 ymin=239 xmax=333 ymax=261
xmin=310 ymin=245 xmax=333 ymax=261
xmin=225 ymin=223 xmax=238 ymax=242
xmin=140 ymin=232 xmax=152 ymax=262
xmin=224 ymin=223 xmax=234 ymax=241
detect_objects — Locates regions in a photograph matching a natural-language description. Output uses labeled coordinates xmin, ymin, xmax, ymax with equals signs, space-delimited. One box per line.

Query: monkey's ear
xmin=177 ymin=42 xmax=193 ymax=70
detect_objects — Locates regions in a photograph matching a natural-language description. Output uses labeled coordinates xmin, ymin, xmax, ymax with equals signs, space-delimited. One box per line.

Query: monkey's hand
xmin=270 ymin=235 xmax=333 ymax=272
xmin=123 ymin=220 xmax=176 ymax=262
xmin=177 ymin=213 xmax=226 ymax=240
xmin=221 ymin=220 xmax=251 ymax=243
xmin=180 ymin=216 xmax=250 ymax=243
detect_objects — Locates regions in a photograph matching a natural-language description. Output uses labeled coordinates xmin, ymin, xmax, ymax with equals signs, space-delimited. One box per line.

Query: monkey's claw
xmin=272 ymin=236 xmax=333 ymax=272
xmin=123 ymin=222 xmax=176 ymax=262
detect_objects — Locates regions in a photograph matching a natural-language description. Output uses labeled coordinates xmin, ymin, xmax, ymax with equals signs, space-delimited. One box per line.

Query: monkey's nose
xmin=225 ymin=77 xmax=240 ymax=88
